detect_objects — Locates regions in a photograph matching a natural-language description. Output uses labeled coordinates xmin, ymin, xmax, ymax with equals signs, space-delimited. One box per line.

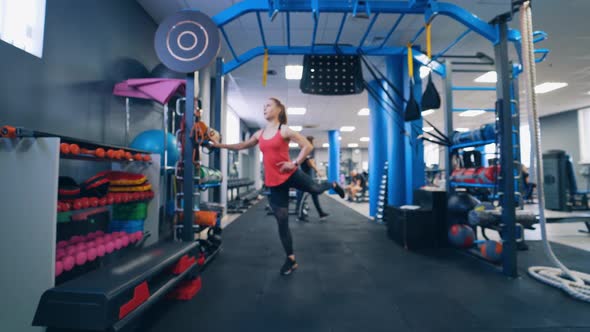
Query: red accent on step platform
xmin=118 ymin=281 xmax=150 ymax=319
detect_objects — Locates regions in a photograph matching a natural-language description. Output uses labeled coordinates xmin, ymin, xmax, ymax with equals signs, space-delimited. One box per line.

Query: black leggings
xmin=269 ymin=170 xmax=332 ymax=255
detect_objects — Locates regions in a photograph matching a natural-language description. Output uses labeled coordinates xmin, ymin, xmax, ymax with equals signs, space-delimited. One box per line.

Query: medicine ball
xmin=480 ymin=240 xmax=503 ymax=262
xmin=448 ymin=224 xmax=475 ymax=248
xmin=448 ymin=193 xmax=481 ymax=214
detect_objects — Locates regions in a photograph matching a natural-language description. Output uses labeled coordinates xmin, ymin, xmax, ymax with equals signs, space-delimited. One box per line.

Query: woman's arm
xmin=215 ymin=130 xmax=260 ymax=151
xmin=308 ymin=158 xmax=319 ymax=174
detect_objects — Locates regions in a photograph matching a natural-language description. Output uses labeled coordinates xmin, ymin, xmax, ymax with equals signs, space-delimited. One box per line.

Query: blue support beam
xmin=410 ymin=25 xmax=426 ymax=45
xmin=328 ymin=130 xmax=341 ymax=195
xmin=335 ymin=13 xmax=347 ymax=45
xmin=379 ymin=14 xmax=405 ymax=48
xmin=256 ymin=12 xmax=267 ymax=49
xmin=220 ymin=26 xmax=240 ymax=61
xmin=358 ymin=13 xmax=380 ymax=49
xmin=286 ymin=12 xmax=291 ymax=47
xmin=386 ymin=55 xmax=406 ymax=207
xmin=452 ymin=107 xmax=495 ymax=112
xmin=432 ymin=28 xmax=471 ymax=61
xmin=368 ymin=80 xmax=389 ymax=216
xmin=311 ymin=4 xmax=319 ymax=50
xmin=452 ymin=86 xmax=496 ymax=91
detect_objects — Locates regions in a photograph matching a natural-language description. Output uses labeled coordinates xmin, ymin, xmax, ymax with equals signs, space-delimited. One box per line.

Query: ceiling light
xmin=289 ymin=125 xmax=302 ymax=132
xmin=348 ymin=143 xmax=359 ymax=148
xmin=285 ymin=65 xmax=303 ymax=80
xmin=534 ymin=82 xmax=568 ymax=94
xmin=360 ymin=137 xmax=370 ymax=142
xmin=322 ymin=143 xmax=329 ymax=148
xmin=462 ymin=147 xmax=475 ymax=151
xmin=422 ymin=109 xmax=435 ymax=116
xmin=423 ymin=127 xmax=434 ymax=132
xmin=338 ymin=136 xmax=342 ymax=141
xmin=455 ymin=128 xmax=470 ymax=132
xmin=474 ymin=71 xmax=497 ymax=83
xmin=358 ymin=108 xmax=370 ymax=116
xmin=287 ymin=107 xmax=306 ymax=115
xmin=459 ymin=109 xmax=486 ymax=117
xmin=420 ymin=66 xmax=431 ymax=79
xmin=354 ymin=149 xmax=360 ymax=154
xmin=340 ymin=126 xmax=356 ymax=132
xmin=288 ymin=142 xmax=299 ymax=148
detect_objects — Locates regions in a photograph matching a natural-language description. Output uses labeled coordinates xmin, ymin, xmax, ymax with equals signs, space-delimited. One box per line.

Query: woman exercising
xmin=213 ymin=98 xmax=345 ymax=275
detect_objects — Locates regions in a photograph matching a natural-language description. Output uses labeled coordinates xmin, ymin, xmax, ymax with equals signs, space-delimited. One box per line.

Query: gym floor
xmin=137 ymin=197 xmax=590 ymax=332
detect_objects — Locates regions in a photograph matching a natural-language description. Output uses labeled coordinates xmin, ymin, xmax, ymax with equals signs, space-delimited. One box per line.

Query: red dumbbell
xmin=72 ymin=199 xmax=83 ymax=210
xmin=106 ymin=194 xmax=114 ymax=205
xmin=99 ymin=197 xmax=107 ymax=206
xmin=89 ymin=197 xmax=99 ymax=207
xmin=80 ymin=197 xmax=90 ymax=209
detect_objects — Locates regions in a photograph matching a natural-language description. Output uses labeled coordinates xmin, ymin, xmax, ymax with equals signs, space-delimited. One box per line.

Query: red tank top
xmin=259 ymin=126 xmax=296 ymax=187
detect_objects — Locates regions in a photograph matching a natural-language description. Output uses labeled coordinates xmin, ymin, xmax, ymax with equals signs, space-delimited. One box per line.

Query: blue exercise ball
xmin=130 ymin=130 xmax=179 ymax=167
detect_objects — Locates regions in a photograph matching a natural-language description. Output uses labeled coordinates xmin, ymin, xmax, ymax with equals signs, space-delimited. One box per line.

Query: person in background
xmin=296 ymin=136 xmax=330 ymax=221
xmin=345 ymin=170 xmax=367 ymax=201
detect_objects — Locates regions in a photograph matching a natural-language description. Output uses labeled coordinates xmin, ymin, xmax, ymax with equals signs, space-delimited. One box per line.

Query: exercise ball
xmin=448 ymin=224 xmax=475 ymax=248
xmin=130 ymin=130 xmax=179 ymax=167
xmin=480 ymin=240 xmax=503 ymax=262
xmin=448 ymin=193 xmax=481 ymax=214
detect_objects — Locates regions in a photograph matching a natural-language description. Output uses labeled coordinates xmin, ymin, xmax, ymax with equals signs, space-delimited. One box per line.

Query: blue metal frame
xmin=450 ymin=139 xmax=496 ymax=151
xmin=379 ymin=14 xmax=405 ymax=48
xmin=452 ymin=86 xmax=496 ymax=91
xmin=211 ymin=0 xmax=525 ymax=76
xmin=450 ymin=182 xmax=496 ymax=189
xmin=452 ymin=108 xmax=495 ymax=112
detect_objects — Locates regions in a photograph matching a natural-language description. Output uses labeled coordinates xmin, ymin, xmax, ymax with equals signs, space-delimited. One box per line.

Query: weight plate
xmin=154 ymin=10 xmax=220 ymax=74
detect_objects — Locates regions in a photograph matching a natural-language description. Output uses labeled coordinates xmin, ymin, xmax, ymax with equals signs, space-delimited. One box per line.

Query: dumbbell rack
xmin=375 ymin=162 xmax=389 ymax=223
xmin=0 ymin=134 xmax=162 ymax=332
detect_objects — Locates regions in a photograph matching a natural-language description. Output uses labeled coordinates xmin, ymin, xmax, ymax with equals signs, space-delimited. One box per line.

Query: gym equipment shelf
xmin=33 ymin=241 xmax=199 ymax=331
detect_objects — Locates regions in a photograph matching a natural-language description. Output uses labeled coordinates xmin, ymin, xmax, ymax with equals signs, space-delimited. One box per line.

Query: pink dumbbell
xmin=55 ymin=261 xmax=63 ymax=277
xmin=76 ymin=243 xmax=87 ymax=252
xmin=105 ymin=241 xmax=115 ymax=254
xmin=57 ymin=241 xmax=68 ymax=249
xmin=103 ymin=234 xmax=112 ymax=242
xmin=120 ymin=235 xmax=129 ymax=248
xmin=96 ymin=244 xmax=106 ymax=257
xmin=95 ymin=230 xmax=104 ymax=236
xmin=56 ymin=248 xmax=65 ymax=257
xmin=75 ymin=251 xmax=87 ymax=266
xmin=136 ymin=231 xmax=143 ymax=242
xmin=66 ymin=246 xmax=77 ymax=256
xmin=87 ymin=248 xmax=97 ymax=262
xmin=95 ymin=237 xmax=104 ymax=245
xmin=87 ymin=233 xmax=96 ymax=240
xmin=114 ymin=238 xmax=123 ymax=250
xmin=86 ymin=240 xmax=95 ymax=248
xmin=62 ymin=256 xmax=75 ymax=271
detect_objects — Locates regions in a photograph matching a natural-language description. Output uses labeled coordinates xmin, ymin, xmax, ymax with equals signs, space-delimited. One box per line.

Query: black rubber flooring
xmin=140 ymin=197 xmax=590 ymax=332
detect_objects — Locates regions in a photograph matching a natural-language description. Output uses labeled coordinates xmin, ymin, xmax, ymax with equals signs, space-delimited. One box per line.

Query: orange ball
xmin=125 ymin=152 xmax=132 ymax=160
xmin=95 ymin=148 xmax=105 ymax=158
xmin=116 ymin=149 xmax=125 ymax=160
xmin=106 ymin=149 xmax=116 ymax=159
xmin=133 ymin=153 xmax=143 ymax=161
xmin=60 ymin=143 xmax=70 ymax=154
xmin=143 ymin=154 xmax=151 ymax=162
xmin=69 ymin=144 xmax=80 ymax=155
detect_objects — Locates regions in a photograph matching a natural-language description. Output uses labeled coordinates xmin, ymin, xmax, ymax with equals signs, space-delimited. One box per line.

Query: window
xmin=0 ymin=0 xmax=46 ymax=58
xmin=579 ymin=108 xmax=590 ymax=163
xmin=424 ymin=142 xmax=439 ymax=167
xmin=225 ymin=109 xmax=240 ymax=144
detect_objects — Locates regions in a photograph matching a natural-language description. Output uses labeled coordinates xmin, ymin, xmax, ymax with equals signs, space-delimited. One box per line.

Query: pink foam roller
xmin=114 ymin=238 xmax=123 ymax=250
xmin=57 ymin=241 xmax=68 ymax=249
xmin=105 ymin=242 xmax=115 ymax=254
xmin=75 ymin=252 xmax=87 ymax=266
xmin=66 ymin=246 xmax=77 ymax=256
xmin=96 ymin=244 xmax=106 ymax=257
xmin=63 ymin=256 xmax=75 ymax=271
xmin=55 ymin=261 xmax=63 ymax=277
xmin=87 ymin=248 xmax=97 ymax=261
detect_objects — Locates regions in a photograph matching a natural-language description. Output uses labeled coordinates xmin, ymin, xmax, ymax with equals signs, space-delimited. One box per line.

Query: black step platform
xmin=33 ymin=241 xmax=199 ymax=331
